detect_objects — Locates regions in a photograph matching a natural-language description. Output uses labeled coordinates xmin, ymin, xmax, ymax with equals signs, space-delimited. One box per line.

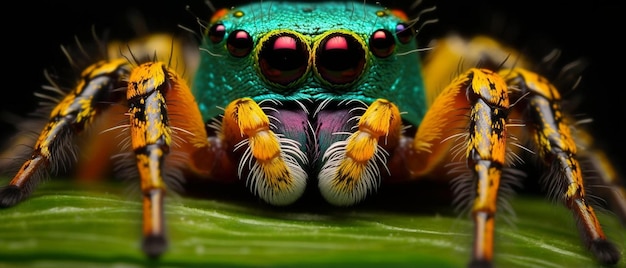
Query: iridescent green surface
xmin=0 ymin=180 xmax=623 ymax=267
xmin=193 ymin=2 xmax=426 ymax=125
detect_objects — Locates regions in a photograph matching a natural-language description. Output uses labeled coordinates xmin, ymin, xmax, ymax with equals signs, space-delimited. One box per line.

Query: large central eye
xmin=315 ymin=33 xmax=366 ymax=85
xmin=258 ymin=33 xmax=310 ymax=86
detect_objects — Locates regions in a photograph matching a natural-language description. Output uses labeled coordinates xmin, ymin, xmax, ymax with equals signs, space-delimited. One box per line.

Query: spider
xmin=0 ymin=1 xmax=624 ymax=267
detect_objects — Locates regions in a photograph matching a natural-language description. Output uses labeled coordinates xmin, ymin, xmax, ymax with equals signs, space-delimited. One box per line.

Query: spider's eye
xmin=315 ymin=33 xmax=366 ymax=85
xmin=208 ymin=23 xmax=226 ymax=43
xmin=395 ymin=23 xmax=414 ymax=44
xmin=369 ymin=29 xmax=395 ymax=58
xmin=227 ymin=30 xmax=253 ymax=57
xmin=258 ymin=33 xmax=310 ymax=86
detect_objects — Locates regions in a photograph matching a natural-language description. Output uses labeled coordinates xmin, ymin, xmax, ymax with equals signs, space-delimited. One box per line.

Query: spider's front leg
xmin=408 ymin=68 xmax=510 ymax=267
xmin=125 ymin=61 xmax=211 ymax=256
xmin=389 ymin=66 xmax=623 ymax=267
xmin=0 ymin=59 xmax=131 ymax=207
xmin=384 ymin=33 xmax=626 ymax=266
xmin=502 ymin=68 xmax=622 ymax=264
xmin=0 ymin=57 xmax=221 ymax=258
xmin=104 ymin=60 xmax=243 ymax=257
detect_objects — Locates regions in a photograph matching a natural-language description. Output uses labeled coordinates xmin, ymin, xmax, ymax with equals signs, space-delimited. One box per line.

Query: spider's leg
xmin=125 ymin=61 xmax=227 ymax=258
xmin=0 ymin=59 xmax=130 ymax=207
xmin=576 ymin=130 xmax=626 ymax=226
xmin=390 ymin=68 xmax=510 ymax=267
xmin=219 ymin=98 xmax=308 ymax=206
xmin=502 ymin=68 xmax=621 ymax=265
xmin=457 ymin=68 xmax=509 ymax=267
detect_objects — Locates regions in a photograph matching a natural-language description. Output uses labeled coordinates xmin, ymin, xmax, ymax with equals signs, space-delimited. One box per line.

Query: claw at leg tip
xmin=468 ymin=259 xmax=493 ymax=268
xmin=590 ymin=239 xmax=621 ymax=266
xmin=0 ymin=185 xmax=25 ymax=208
xmin=142 ymin=234 xmax=168 ymax=259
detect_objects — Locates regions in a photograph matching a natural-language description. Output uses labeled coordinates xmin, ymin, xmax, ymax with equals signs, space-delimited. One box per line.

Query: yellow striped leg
xmin=503 ymin=68 xmax=620 ymax=265
xmin=0 ymin=59 xmax=130 ymax=207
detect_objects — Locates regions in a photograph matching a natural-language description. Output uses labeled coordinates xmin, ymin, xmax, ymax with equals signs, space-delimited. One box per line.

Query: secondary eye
xmin=227 ymin=30 xmax=253 ymax=57
xmin=395 ymin=23 xmax=414 ymax=44
xmin=258 ymin=33 xmax=310 ymax=86
xmin=315 ymin=33 xmax=366 ymax=85
xmin=369 ymin=29 xmax=395 ymax=58
xmin=208 ymin=23 xmax=226 ymax=43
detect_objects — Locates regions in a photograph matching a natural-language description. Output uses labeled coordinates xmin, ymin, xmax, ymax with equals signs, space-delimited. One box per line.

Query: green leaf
xmin=0 ymin=180 xmax=623 ymax=267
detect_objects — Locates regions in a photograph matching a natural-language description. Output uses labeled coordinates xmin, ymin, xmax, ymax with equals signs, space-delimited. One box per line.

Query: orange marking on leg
xmin=473 ymin=211 xmax=494 ymax=262
xmin=504 ymin=67 xmax=621 ymax=265
xmin=143 ymin=189 xmax=165 ymax=236
xmin=396 ymin=76 xmax=469 ymax=178
xmin=9 ymin=156 xmax=46 ymax=188
xmin=160 ymin=67 xmax=214 ymax=178
xmin=465 ymin=69 xmax=508 ymax=264
xmin=472 ymin=164 xmax=501 ymax=212
xmin=1 ymin=58 xmax=132 ymax=206
xmin=127 ymin=62 xmax=175 ymax=258
xmin=413 ymin=76 xmax=466 ymax=154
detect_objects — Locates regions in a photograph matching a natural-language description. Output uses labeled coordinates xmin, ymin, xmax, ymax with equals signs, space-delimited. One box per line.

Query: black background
xmin=1 ymin=1 xmax=623 ymax=174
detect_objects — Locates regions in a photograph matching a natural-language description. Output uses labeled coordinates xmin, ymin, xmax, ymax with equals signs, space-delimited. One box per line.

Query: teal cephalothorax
xmin=193 ymin=2 xmax=426 ymax=126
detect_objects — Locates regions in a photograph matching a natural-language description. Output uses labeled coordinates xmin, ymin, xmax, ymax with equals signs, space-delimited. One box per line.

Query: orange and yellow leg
xmin=501 ymin=68 xmax=621 ymax=265
xmin=401 ymin=35 xmax=624 ymax=267
xmin=112 ymin=34 xmax=236 ymax=257
xmin=401 ymin=68 xmax=510 ymax=266
xmin=0 ymin=59 xmax=130 ymax=207
xmin=125 ymin=61 xmax=213 ymax=257
xmin=394 ymin=66 xmax=621 ymax=266
xmin=575 ymin=130 xmax=626 ymax=226
xmin=0 ymin=58 xmax=216 ymax=258
xmin=0 ymin=56 xmax=310 ymax=258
